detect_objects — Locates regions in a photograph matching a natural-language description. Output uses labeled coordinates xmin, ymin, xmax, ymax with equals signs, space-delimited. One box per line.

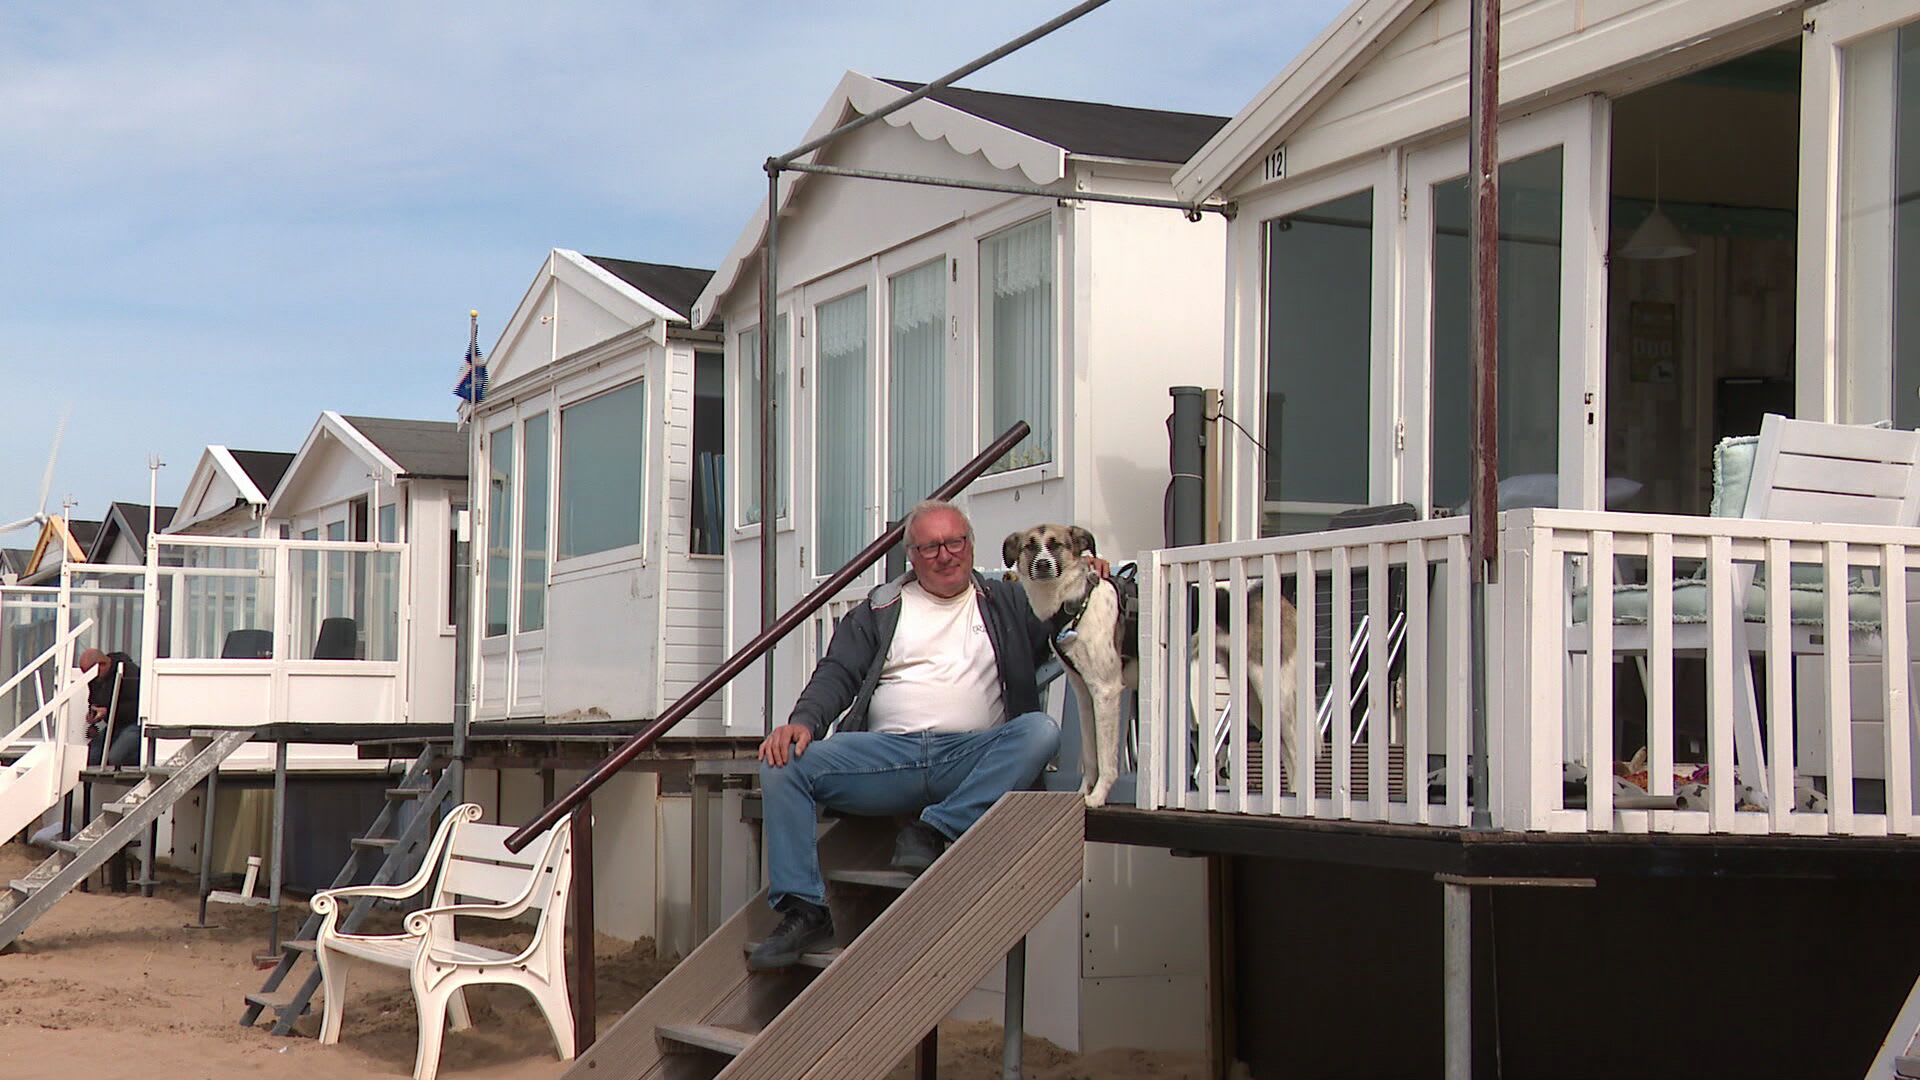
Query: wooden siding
xmin=663 ymin=343 xmax=724 ymax=722
xmin=1241 ymin=0 xmax=1801 ymax=192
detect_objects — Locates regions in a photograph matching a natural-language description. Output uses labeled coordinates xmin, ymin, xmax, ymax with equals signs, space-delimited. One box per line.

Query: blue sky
xmin=0 ymin=0 xmax=1344 ymax=531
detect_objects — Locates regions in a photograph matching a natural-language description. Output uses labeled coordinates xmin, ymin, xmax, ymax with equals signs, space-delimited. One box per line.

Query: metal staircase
xmin=240 ymin=744 xmax=457 ymax=1035
xmin=0 ymin=728 xmax=252 ymax=951
xmin=561 ymin=790 xmax=1083 ymax=1080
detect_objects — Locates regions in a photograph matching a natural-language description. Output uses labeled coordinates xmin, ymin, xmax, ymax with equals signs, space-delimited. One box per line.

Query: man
xmin=751 ymin=500 xmax=1061 ymax=970
xmin=77 ymin=647 xmax=141 ymax=768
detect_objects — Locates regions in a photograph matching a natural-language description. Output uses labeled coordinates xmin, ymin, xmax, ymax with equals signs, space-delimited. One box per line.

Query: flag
xmin=453 ymin=310 xmax=487 ymax=407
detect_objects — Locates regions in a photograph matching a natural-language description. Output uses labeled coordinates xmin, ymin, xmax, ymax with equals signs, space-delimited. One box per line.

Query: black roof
xmin=91 ymin=502 xmax=177 ymax=560
xmin=66 ymin=519 xmax=102 ymax=553
xmin=584 ymin=257 xmax=716 ymax=323
xmin=229 ymin=449 xmax=294 ymax=499
xmin=879 ymin=79 xmax=1227 ymax=165
xmin=1 ymin=548 xmax=32 ymax=573
xmin=340 ymin=415 xmax=468 ymax=480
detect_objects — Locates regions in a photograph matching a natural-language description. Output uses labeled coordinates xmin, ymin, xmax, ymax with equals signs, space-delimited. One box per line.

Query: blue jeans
xmin=760 ymin=712 xmax=1060 ymax=909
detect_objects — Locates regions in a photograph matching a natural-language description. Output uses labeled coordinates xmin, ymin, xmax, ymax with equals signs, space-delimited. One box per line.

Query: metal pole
xmin=505 ymin=421 xmax=1032 ymax=851
xmin=1443 ymin=881 xmax=1472 ymax=1080
xmin=190 ymin=772 xmax=219 ymax=928
xmin=774 ymin=0 xmax=1116 ymax=169
xmin=760 ymin=166 xmax=780 ymax=738
xmin=1467 ymin=0 xmax=1502 ymax=832
xmin=569 ymin=802 xmax=596 ymax=1051
xmin=1001 ymin=939 xmax=1027 ymax=1080
xmin=1168 ymin=387 xmax=1207 ymax=548
xmin=781 ymin=161 xmax=1227 ymax=218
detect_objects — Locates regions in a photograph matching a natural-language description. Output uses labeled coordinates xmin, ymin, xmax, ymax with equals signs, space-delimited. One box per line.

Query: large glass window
xmin=485 ymin=429 xmax=513 ymax=637
xmin=520 ymin=411 xmax=549 ymax=630
xmin=560 ymin=381 xmax=646 ymax=559
xmin=692 ymin=351 xmax=725 ymax=554
xmin=816 ymin=289 xmax=870 ymax=572
xmin=890 ymin=259 xmax=947 ymax=519
xmin=980 ymin=216 xmax=1055 ymax=472
xmin=1840 ymin=21 xmax=1920 ymax=426
xmin=1430 ymin=147 xmax=1565 ymax=511
xmin=739 ymin=315 xmax=789 ymax=525
xmin=1264 ymin=189 xmax=1373 ymax=535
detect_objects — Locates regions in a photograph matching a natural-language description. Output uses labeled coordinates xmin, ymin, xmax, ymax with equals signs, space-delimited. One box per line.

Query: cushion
xmin=1710 ymin=435 xmax=1758 ymax=518
xmin=1572 ymin=577 xmax=1883 ymax=629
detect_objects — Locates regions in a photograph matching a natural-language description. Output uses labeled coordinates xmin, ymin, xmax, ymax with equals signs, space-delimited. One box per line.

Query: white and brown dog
xmin=1003 ymin=525 xmax=1299 ymax=808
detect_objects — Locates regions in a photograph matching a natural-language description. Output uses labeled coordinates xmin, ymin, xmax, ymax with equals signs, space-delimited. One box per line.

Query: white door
xmin=1400 ymin=97 xmax=1610 ymax=517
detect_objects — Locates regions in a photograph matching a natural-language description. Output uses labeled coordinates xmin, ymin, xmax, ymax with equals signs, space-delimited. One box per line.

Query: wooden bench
xmin=310 ymin=803 xmax=573 ymax=1080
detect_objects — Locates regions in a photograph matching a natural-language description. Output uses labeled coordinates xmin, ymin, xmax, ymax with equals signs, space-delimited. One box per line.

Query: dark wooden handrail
xmin=505 ymin=421 xmax=1031 ymax=850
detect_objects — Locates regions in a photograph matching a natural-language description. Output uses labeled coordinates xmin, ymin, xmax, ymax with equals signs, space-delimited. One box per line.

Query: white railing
xmin=147 ymin=534 xmax=411 ymax=728
xmin=1139 ymin=518 xmax=1474 ymax=826
xmin=1138 ymin=509 xmax=1920 ymax=839
xmin=1505 ymin=507 xmax=1920 ymax=838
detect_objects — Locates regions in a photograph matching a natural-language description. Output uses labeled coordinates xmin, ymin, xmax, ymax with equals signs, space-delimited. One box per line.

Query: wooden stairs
xmin=562 ymin=790 xmax=1084 ymax=1080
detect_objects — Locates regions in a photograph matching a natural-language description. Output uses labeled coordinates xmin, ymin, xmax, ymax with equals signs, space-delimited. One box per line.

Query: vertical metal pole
xmin=193 ymin=772 xmax=219 ymax=927
xmin=570 ymin=801 xmax=597 ymax=1051
xmin=1001 ymin=939 xmax=1027 ymax=1080
xmin=691 ymin=772 xmax=711 ymax=941
xmin=1467 ymin=0 xmax=1502 ymax=832
xmin=760 ymin=165 xmax=781 ymax=736
xmin=268 ymin=739 xmax=287 ymax=955
xmin=915 ymin=1029 xmax=939 ymax=1080
xmin=1443 ymin=881 xmax=1472 ymax=1080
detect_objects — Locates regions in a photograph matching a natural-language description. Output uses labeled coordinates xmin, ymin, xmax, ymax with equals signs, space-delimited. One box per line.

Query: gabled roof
xmin=878 ymin=79 xmax=1226 ymax=165
xmin=0 ymin=548 xmax=33 ymax=577
xmin=581 ymin=257 xmax=715 ymax=324
xmin=230 ymin=449 xmax=295 ymax=499
xmin=22 ymin=516 xmax=98 ymax=581
xmin=692 ymin=71 xmax=1227 ymax=325
xmin=88 ymin=502 xmax=177 ymax=563
xmin=338 ymin=416 xmax=466 ymax=481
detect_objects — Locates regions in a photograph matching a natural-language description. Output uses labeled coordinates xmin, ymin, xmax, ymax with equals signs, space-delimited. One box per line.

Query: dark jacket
xmin=789 ymin=571 xmax=1052 ymax=739
xmin=87 ymin=651 xmax=140 ymax=724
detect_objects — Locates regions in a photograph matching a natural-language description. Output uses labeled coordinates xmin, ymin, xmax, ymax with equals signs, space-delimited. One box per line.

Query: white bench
xmin=311 ymin=803 xmax=574 ymax=1080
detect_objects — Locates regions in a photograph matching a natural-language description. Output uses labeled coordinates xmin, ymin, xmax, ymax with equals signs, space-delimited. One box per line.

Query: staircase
xmin=563 ymin=790 xmax=1083 ymax=1080
xmin=0 ymin=728 xmax=252 ymax=951
xmin=241 ymin=744 xmax=457 ymax=1035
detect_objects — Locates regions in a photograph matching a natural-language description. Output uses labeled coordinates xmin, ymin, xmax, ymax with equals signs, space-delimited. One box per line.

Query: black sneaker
xmin=747 ymin=899 xmax=834 ymax=970
xmin=890 ymin=820 xmax=949 ymax=874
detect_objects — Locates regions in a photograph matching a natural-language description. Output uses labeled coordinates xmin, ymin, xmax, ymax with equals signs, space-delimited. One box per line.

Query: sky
xmin=0 ymin=0 xmax=1346 ymax=534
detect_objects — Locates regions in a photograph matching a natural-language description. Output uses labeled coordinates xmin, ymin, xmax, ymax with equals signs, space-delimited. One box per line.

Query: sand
xmin=0 ymin=842 xmax=1204 ymax=1080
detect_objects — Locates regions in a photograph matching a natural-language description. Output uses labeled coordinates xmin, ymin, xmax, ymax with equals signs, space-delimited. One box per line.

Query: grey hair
xmin=901 ymin=499 xmax=971 ymax=543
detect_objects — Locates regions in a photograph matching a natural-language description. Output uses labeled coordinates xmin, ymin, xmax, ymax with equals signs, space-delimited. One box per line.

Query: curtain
xmin=980 ymin=216 xmax=1054 ymax=471
xmin=816 ymin=290 xmax=870 ymax=572
xmin=520 ymin=411 xmax=549 ymax=631
xmin=889 ymin=260 xmax=947 ymax=518
xmin=737 ymin=315 xmax=789 ymax=525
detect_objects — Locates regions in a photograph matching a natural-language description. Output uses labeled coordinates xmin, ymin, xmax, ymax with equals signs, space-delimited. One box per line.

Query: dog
xmin=1003 ymin=525 xmax=1299 ymax=808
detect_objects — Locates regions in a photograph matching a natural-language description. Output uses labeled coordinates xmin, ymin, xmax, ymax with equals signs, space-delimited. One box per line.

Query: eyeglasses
xmin=906 ymin=535 xmax=970 ymax=559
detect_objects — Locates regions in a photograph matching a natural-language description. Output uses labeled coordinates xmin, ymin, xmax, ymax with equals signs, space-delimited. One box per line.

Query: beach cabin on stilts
xmin=1062 ymin=0 xmax=1920 ymax=1075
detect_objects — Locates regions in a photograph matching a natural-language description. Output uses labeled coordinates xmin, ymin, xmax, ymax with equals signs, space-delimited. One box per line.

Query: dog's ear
xmin=1069 ymin=526 xmax=1098 ymax=557
xmin=1001 ymin=532 xmax=1023 ymax=569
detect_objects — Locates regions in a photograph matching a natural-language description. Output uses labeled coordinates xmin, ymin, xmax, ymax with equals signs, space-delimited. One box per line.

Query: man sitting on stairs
xmin=77 ymin=647 xmax=141 ymax=768
xmin=751 ymin=499 xmax=1070 ymax=970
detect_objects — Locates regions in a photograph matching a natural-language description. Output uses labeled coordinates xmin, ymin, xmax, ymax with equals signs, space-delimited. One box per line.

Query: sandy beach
xmin=0 ymin=842 xmax=1204 ymax=1080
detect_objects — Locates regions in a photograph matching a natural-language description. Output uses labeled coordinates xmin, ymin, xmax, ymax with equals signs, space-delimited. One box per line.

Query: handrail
xmin=0 ymin=617 xmax=96 ymax=713
xmin=0 ymin=663 xmax=97 ymax=751
xmin=506 ymin=421 xmax=1031 ymax=851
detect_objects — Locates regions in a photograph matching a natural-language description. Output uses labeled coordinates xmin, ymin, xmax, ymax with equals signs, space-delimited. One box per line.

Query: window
xmin=485 ymin=429 xmax=513 ymax=637
xmin=1264 ymin=190 xmax=1373 ymax=535
xmin=889 ymin=259 xmax=947 ymax=519
xmin=560 ymin=381 xmax=646 ymax=559
xmin=692 ymin=351 xmax=725 ymax=554
xmin=738 ymin=314 xmax=789 ymax=525
xmin=1429 ymin=147 xmax=1564 ymax=510
xmin=816 ymin=289 xmax=871 ymax=572
xmin=520 ymin=411 xmax=549 ymax=630
xmin=979 ymin=216 xmax=1055 ymax=472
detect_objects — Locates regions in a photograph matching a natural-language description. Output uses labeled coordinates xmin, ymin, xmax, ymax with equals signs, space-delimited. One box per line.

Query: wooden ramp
xmin=564 ymin=790 xmax=1084 ymax=1080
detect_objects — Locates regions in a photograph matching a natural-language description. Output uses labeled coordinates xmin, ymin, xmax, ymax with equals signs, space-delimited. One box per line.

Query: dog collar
xmin=1049 ymin=580 xmax=1098 ymax=645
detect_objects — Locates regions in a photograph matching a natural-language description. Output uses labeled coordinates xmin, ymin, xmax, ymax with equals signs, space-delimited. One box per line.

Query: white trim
xmin=211 ymin=444 xmax=269 ymax=505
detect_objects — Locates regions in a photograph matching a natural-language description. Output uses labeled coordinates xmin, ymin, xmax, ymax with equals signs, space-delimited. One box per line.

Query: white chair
xmin=1569 ymin=414 xmax=1920 ymax=808
xmin=311 ymin=803 xmax=574 ymax=1080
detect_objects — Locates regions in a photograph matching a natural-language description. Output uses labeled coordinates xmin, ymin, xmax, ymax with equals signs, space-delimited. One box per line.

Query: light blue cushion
xmin=1710 ymin=435 xmax=1758 ymax=519
xmin=1572 ymin=577 xmax=1883 ymax=629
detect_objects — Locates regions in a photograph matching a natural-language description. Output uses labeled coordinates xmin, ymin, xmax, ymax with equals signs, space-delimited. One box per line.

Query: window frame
xmin=806 ymin=275 xmax=879 ymax=583
xmin=731 ymin=311 xmax=794 ymax=538
xmin=553 ymin=372 xmax=650 ymax=576
xmin=972 ymin=208 xmax=1065 ymax=490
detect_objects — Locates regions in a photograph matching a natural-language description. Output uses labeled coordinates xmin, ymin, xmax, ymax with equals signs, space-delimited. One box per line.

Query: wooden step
xmin=349 ymin=837 xmax=397 ymax=851
xmin=6 ymin=880 xmax=39 ymax=896
xmin=243 ymin=989 xmax=306 ymax=1015
xmin=741 ymin=942 xmax=840 ymax=970
xmin=384 ymin=786 xmax=433 ymax=799
xmin=207 ymin=891 xmax=274 ymax=908
xmin=102 ymin=798 xmax=141 ymax=815
xmin=658 ymin=1023 xmax=753 ymax=1057
xmin=825 ymin=868 xmax=918 ymax=890
xmin=282 ymin=939 xmax=317 ymax=955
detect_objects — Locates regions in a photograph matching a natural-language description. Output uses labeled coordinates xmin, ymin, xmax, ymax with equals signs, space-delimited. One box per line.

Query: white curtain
xmin=816 ymin=290 xmax=870 ymax=572
xmin=737 ymin=315 xmax=789 ymax=525
xmin=484 ymin=432 xmax=513 ymax=637
xmin=979 ymin=216 xmax=1054 ymax=471
xmin=889 ymin=260 xmax=947 ymax=518
xmin=519 ymin=411 xmax=549 ymax=632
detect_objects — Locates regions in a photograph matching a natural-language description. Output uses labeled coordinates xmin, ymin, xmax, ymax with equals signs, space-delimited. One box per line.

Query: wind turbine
xmin=0 ymin=407 xmax=72 ymax=538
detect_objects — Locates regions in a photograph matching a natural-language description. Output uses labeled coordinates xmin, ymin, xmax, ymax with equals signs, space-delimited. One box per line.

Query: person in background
xmin=77 ymin=647 xmax=141 ymax=767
